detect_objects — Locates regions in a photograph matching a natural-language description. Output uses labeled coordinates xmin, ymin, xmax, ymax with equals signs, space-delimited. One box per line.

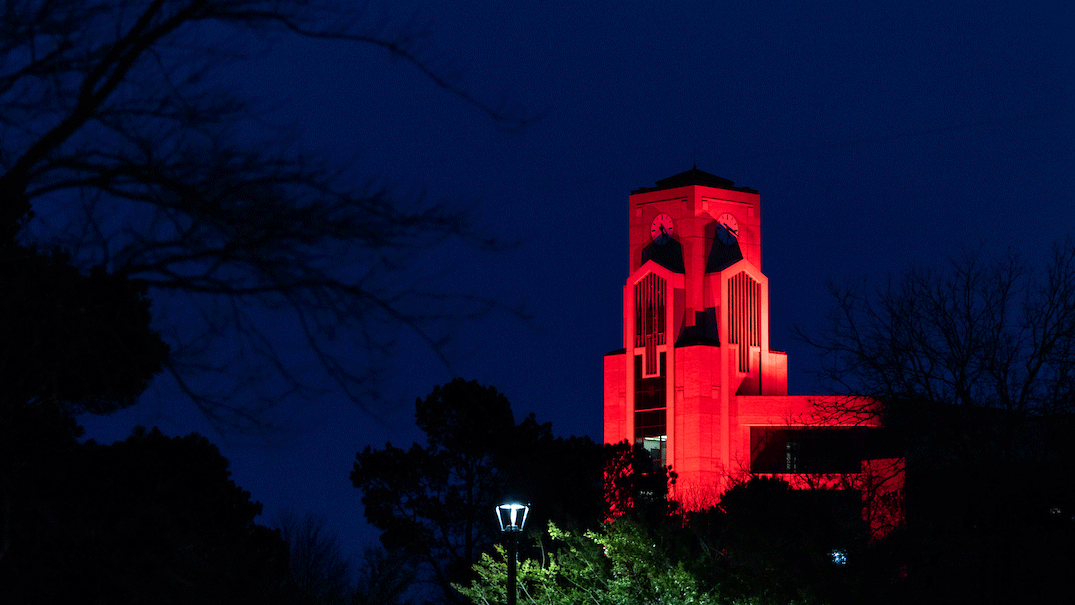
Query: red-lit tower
xmin=604 ymin=168 xmax=904 ymax=518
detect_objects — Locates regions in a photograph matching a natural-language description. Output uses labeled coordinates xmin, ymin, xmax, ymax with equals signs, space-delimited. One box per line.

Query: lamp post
xmin=495 ymin=502 xmax=529 ymax=605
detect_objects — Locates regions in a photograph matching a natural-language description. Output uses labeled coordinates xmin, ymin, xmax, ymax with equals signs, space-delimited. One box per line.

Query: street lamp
xmin=495 ymin=502 xmax=530 ymax=605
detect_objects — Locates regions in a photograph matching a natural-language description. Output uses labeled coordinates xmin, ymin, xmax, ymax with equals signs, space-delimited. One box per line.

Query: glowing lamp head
xmin=495 ymin=502 xmax=530 ymax=533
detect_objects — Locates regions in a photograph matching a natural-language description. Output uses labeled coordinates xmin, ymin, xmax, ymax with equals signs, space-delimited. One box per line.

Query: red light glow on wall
xmin=603 ymin=169 xmax=904 ymax=536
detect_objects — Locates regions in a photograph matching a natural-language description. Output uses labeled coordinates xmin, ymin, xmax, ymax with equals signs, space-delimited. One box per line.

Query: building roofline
xmin=632 ymin=166 xmax=758 ymax=195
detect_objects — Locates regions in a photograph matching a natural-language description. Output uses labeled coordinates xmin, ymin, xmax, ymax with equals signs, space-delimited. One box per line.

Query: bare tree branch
xmin=795 ymin=241 xmax=1075 ymax=420
xmin=2 ymin=0 xmax=527 ymax=428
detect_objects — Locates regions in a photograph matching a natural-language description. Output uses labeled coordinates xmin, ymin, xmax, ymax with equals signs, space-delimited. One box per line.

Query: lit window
xmin=785 ymin=440 xmax=800 ymax=473
xmin=634 ymin=353 xmax=667 ymax=470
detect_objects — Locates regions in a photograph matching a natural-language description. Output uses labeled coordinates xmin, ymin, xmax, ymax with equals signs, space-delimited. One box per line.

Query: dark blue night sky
xmin=78 ymin=0 xmax=1074 ymax=560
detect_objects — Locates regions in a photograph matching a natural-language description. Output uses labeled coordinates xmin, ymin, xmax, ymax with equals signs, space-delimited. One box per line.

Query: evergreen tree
xmin=351 ymin=378 xmax=605 ymax=604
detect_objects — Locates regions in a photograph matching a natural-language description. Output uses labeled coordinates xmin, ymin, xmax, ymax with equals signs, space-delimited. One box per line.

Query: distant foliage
xmin=276 ymin=511 xmax=353 ymax=605
xmin=351 ymin=546 xmax=421 ymax=605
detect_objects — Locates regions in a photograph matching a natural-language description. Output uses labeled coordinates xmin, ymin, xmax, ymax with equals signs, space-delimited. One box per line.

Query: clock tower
xmin=604 ymin=168 xmax=904 ymax=517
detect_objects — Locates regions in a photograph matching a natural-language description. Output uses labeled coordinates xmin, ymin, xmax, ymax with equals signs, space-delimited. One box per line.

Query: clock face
xmin=716 ymin=213 xmax=739 ymax=245
xmin=650 ymin=213 xmax=674 ymax=244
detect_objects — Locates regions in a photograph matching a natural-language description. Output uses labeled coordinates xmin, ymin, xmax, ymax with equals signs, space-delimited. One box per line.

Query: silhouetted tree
xmin=602 ymin=439 xmax=677 ymax=524
xmin=0 ymin=426 xmax=290 ymax=604
xmin=1 ymin=244 xmax=168 ymax=415
xmin=797 ymin=242 xmax=1075 ymax=604
xmin=351 ymin=546 xmax=420 ymax=605
xmin=351 ymin=378 xmax=605 ymax=604
xmin=276 ymin=510 xmax=353 ymax=605
xmin=1 ymin=0 xmax=527 ymax=429
xmin=684 ymin=477 xmax=872 ymax=605
xmin=798 ymin=241 xmax=1075 ymax=422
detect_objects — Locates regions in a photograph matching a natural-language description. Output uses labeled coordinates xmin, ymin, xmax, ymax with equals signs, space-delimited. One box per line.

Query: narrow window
xmin=728 ymin=272 xmax=760 ymax=373
xmin=786 ymin=440 xmax=800 ymax=473
xmin=634 ymin=273 xmax=667 ymax=377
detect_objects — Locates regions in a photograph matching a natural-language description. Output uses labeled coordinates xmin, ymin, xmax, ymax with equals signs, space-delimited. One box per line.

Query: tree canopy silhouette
xmin=1 ymin=0 xmax=526 ymax=428
xmin=0 ymin=426 xmax=290 ymax=604
xmin=351 ymin=378 xmax=606 ymax=605
xmin=1 ymin=244 xmax=168 ymax=414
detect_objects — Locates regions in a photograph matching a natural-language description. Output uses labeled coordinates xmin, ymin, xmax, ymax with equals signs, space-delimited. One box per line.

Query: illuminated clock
xmin=650 ymin=213 xmax=674 ymax=244
xmin=716 ymin=212 xmax=738 ymax=245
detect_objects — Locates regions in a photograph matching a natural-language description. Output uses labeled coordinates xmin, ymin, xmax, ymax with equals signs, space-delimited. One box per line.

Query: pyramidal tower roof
xmin=633 ymin=166 xmax=757 ymax=194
